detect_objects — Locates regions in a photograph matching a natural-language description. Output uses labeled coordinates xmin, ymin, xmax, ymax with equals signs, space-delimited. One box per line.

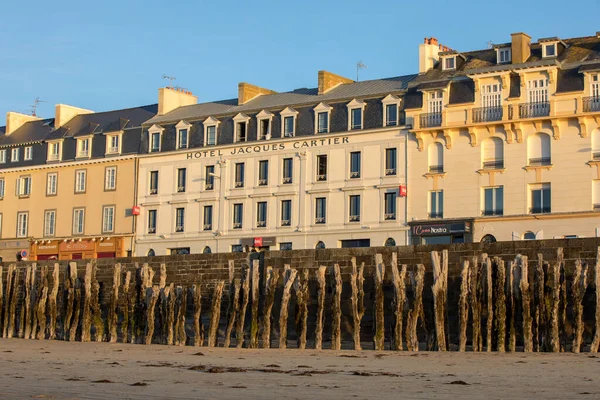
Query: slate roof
xmin=146 ymin=75 xmax=417 ymax=125
xmin=0 ymin=118 xmax=55 ymax=147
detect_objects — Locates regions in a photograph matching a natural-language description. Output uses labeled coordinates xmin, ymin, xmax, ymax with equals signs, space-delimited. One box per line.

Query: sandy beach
xmin=0 ymin=339 xmax=598 ymax=399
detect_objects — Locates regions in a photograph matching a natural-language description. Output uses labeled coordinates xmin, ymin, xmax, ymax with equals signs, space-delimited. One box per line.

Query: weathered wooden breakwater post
xmin=458 ymin=260 xmax=470 ymax=352
xmin=236 ymin=266 xmax=250 ymax=348
xmin=494 ymin=258 xmax=506 ymax=352
xmin=374 ymin=254 xmax=385 ymax=351
xmin=261 ymin=266 xmax=279 ymax=348
xmin=249 ymin=260 xmax=260 ymax=349
xmin=224 ymin=260 xmax=238 ymax=348
xmin=431 ymin=251 xmax=448 ymax=351
xmin=208 ymin=281 xmax=224 ymax=347
xmin=332 ymin=264 xmax=343 ymax=351
xmin=315 ymin=266 xmax=327 ymax=350
xmin=406 ymin=264 xmax=425 ymax=351
xmin=571 ymin=259 xmax=588 ymax=353
xmin=350 ymin=257 xmax=365 ymax=351
xmin=279 ymin=266 xmax=297 ymax=349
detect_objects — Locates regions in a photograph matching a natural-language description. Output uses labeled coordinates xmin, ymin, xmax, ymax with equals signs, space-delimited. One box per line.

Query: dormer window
xmin=280 ymin=107 xmax=298 ymax=137
xmin=313 ymin=102 xmax=332 ymax=134
xmin=176 ymin=121 xmax=191 ymax=150
xmin=497 ymin=47 xmax=511 ymax=64
xmin=347 ymin=99 xmax=366 ymax=131
xmin=591 ymin=74 xmax=599 ymax=97
xmin=47 ymin=141 xmax=62 ymax=161
xmin=382 ymin=94 xmax=401 ymax=127
xmin=203 ymin=116 xmax=220 ymax=146
xmin=106 ymin=134 xmax=121 ymax=155
xmin=11 ymin=148 xmax=19 ymax=162
xmin=233 ymin=113 xmax=250 ymax=143
xmin=543 ymin=43 xmax=557 ymax=58
xmin=256 ymin=110 xmax=273 ymax=140
xmin=24 ymin=146 xmax=32 ymax=161
xmin=442 ymin=56 xmax=456 ymax=70
xmin=77 ymin=138 xmax=91 ymax=158
xmin=148 ymin=125 xmax=163 ymax=153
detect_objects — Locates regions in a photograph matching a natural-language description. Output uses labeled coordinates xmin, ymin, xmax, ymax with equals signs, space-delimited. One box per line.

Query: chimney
xmin=419 ymin=37 xmax=440 ymax=74
xmin=55 ymin=104 xmax=93 ymax=127
xmin=158 ymin=87 xmax=198 ymax=116
xmin=5 ymin=112 xmax=40 ymax=135
xmin=238 ymin=82 xmax=277 ymax=105
xmin=318 ymin=71 xmax=353 ymax=95
xmin=511 ymin=32 xmax=532 ymax=64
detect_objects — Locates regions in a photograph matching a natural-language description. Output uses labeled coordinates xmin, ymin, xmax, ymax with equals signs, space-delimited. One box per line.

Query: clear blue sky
xmin=1 ymin=0 xmax=598 ymax=121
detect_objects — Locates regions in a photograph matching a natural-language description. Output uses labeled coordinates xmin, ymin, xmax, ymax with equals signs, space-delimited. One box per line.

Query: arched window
xmin=523 ymin=231 xmax=536 ymax=240
xmin=203 ymin=246 xmax=211 ymax=254
xmin=315 ymin=241 xmax=326 ymax=249
xmin=527 ymin=133 xmax=551 ymax=166
xmin=480 ymin=234 xmax=497 ymax=244
xmin=482 ymin=137 xmax=504 ymax=169
xmin=147 ymin=249 xmax=155 ymax=257
xmin=428 ymin=142 xmax=444 ymax=173
xmin=592 ymin=129 xmax=600 ymax=160
xmin=384 ymin=238 xmax=396 ymax=247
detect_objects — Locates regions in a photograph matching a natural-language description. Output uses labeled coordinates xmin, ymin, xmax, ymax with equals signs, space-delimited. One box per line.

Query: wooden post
xmin=166 ymin=283 xmax=176 ymax=345
xmin=350 ymin=258 xmax=363 ymax=350
xmin=261 ymin=267 xmax=279 ymax=348
xmin=70 ymin=286 xmax=82 ymax=342
xmin=159 ymin=264 xmax=167 ymax=289
xmin=48 ymin=264 xmax=59 ymax=340
xmin=0 ymin=265 xmax=3 ymax=336
xmin=469 ymin=257 xmax=482 ymax=351
xmin=121 ymin=271 xmax=132 ymax=344
xmin=558 ymin=249 xmax=567 ymax=352
xmin=374 ymin=254 xmax=385 ymax=351
xmin=550 ymin=262 xmax=561 ymax=352
xmin=175 ymin=286 xmax=187 ymax=346
xmin=458 ymin=260 xmax=470 ymax=352
xmin=29 ymin=264 xmax=39 ymax=340
xmin=508 ymin=260 xmax=516 ymax=352
xmin=81 ymin=263 xmax=93 ymax=342
xmin=249 ymin=260 xmax=260 ymax=348
xmin=331 ymin=264 xmax=343 ymax=350
xmin=7 ymin=267 xmax=19 ymax=339
xmin=18 ymin=269 xmax=26 ymax=339
xmin=145 ymin=286 xmax=159 ymax=345
xmin=591 ymin=247 xmax=600 ymax=353
xmin=91 ymin=263 xmax=103 ymax=342
xmin=108 ymin=264 xmax=121 ymax=343
xmin=224 ymin=260 xmax=237 ymax=348
xmin=36 ymin=265 xmax=49 ymax=340
xmin=192 ymin=284 xmax=203 ymax=347
xmin=278 ymin=267 xmax=297 ymax=349
xmin=572 ymin=259 xmax=588 ymax=353
xmin=295 ymin=269 xmax=309 ymax=350
xmin=208 ymin=281 xmax=224 ymax=347
xmin=2 ymin=265 xmax=13 ymax=338
xmin=23 ymin=265 xmax=33 ymax=340
xmin=405 ymin=264 xmax=425 ymax=351
xmin=391 ymin=254 xmax=407 ymax=351
xmin=236 ymin=266 xmax=250 ymax=348
xmin=64 ymin=263 xmax=77 ymax=341
xmin=315 ymin=266 xmax=327 ymax=350
xmin=519 ymin=256 xmax=533 ymax=352
xmin=494 ymin=258 xmax=506 ymax=352
xmin=534 ymin=254 xmax=546 ymax=352
xmin=431 ymin=251 xmax=448 ymax=351
xmin=482 ymin=255 xmax=493 ymax=352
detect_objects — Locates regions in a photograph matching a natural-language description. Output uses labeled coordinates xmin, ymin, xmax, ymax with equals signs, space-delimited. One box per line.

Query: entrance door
xmin=97 ymin=252 xmax=116 ymax=259
xmin=71 ymin=253 xmax=83 ymax=260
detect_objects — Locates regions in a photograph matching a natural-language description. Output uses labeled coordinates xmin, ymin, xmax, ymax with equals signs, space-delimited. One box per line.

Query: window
xmin=443 ymin=56 xmax=456 ymax=70
xmin=385 ymin=238 xmax=396 ymax=247
xmin=385 ymin=104 xmax=398 ymax=126
xmin=281 ymin=200 xmax=291 ymax=226
xmin=102 ymin=206 xmax=115 ymax=233
xmin=203 ymin=246 xmax=212 ymax=254
xmin=483 ymin=186 xmax=503 ymax=216
xmin=481 ymin=83 xmax=502 ymax=108
xmin=347 ymin=99 xmax=365 ymax=131
xmin=280 ymin=107 xmax=299 ymax=137
xmin=341 ymin=239 xmax=371 ymax=248
xmin=593 ymin=180 xmax=600 ymax=210
xmin=524 ymin=79 xmax=550 ymax=117
xmin=315 ymin=197 xmax=326 ymax=224
xmin=48 ymin=142 xmax=61 ymax=161
xmin=428 ymin=91 xmax=443 ymax=114
xmin=11 ymin=148 xmax=19 ymax=162
xmin=175 ymin=208 xmax=185 ymax=232
xmin=317 ymin=112 xmax=328 ymax=133
xmin=482 ymin=137 xmax=504 ymax=169
xmin=233 ymin=113 xmax=249 ymax=143
xmin=203 ymin=116 xmax=220 ymax=146
xmin=257 ymin=202 xmax=267 ymax=227
xmin=428 ymin=143 xmax=444 ymax=173
xmin=527 ymin=133 xmax=551 ymax=166
xmin=315 ymin=241 xmax=325 ymax=249
xmin=75 ymin=170 xmax=86 ymax=193
xmin=350 ymin=151 xmax=361 ymax=178
xmin=177 ymin=129 xmax=188 ymax=149
xmin=497 ymin=47 xmax=511 ymax=63
xmin=24 ymin=146 xmax=32 ymax=161
xmin=177 ymin=168 xmax=186 ymax=193
xmin=107 ymin=135 xmax=120 ymax=154
xmin=384 ymin=192 xmax=396 ymax=220
xmin=530 ymin=183 xmax=551 ymax=214
xmin=523 ymin=231 xmax=536 ymax=240
xmin=205 ymin=165 xmax=215 ymax=190
xmin=232 ymin=244 xmax=243 ymax=253
xmin=150 ymin=132 xmax=161 ymax=152
xmin=543 ymin=43 xmax=556 ymax=58
xmin=385 ymin=148 xmax=397 ymax=175
xmin=18 ymin=176 xmax=31 ymax=197
xmin=317 ymin=154 xmax=327 ymax=181
xmin=234 ymin=163 xmax=244 ymax=188
xmin=282 ymin=158 xmax=293 ymax=184
xmin=0 ymin=178 xmax=4 ymax=199
xmin=148 ymin=210 xmax=157 ymax=234
xmin=203 ymin=205 xmax=213 ymax=230
xmin=280 ymin=242 xmax=293 ymax=251
xmin=149 ymin=171 xmax=159 ymax=195
xmin=257 ymin=110 xmax=273 ymax=140
xmin=17 ymin=212 xmax=28 ymax=238
xmin=72 ymin=208 xmax=85 ymax=235
xmin=44 ymin=210 xmax=56 ymax=237
xmin=258 ymin=160 xmax=269 ymax=186
xmin=170 ymin=247 xmax=190 ymax=255
xmin=0 ymin=214 xmax=3 ymax=238
xmin=233 ymin=203 xmax=243 ymax=229
xmin=77 ymin=138 xmax=90 ymax=158
xmin=0 ymin=149 xmax=6 ymax=163
xmin=592 ymin=74 xmax=600 ymax=98
xmin=429 ymin=190 xmax=444 ymax=218
xmin=349 ymin=195 xmax=361 ymax=222
xmin=46 ymin=172 xmax=58 ymax=196
xmin=105 ymin=167 xmax=117 ymax=191
xmin=314 ymin=102 xmax=332 ymax=134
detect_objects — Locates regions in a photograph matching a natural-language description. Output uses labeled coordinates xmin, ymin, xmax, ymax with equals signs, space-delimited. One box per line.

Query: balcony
xmin=203 ymin=224 xmax=212 ymax=231
xmin=482 ymin=209 xmax=503 ymax=216
xmin=473 ymin=106 xmax=503 ymax=123
xmin=428 ymin=212 xmax=443 ymax=219
xmin=233 ymin=222 xmax=242 ymax=229
xmin=147 ymin=227 xmax=156 ymax=234
xmin=175 ymin=226 xmax=184 ymax=233
xmin=482 ymin=160 xmax=504 ymax=170
xmin=349 ymin=215 xmax=360 ymax=222
xmin=108 ymin=147 xmax=119 ymax=154
xmin=428 ymin=165 xmax=444 ymax=174
xmin=315 ymin=217 xmax=326 ymax=224
xmin=593 ymin=204 xmax=600 ymax=211
xmin=528 ymin=157 xmax=551 ymax=166
xmin=258 ymin=179 xmax=268 ymax=186
xmin=583 ymin=96 xmax=600 ymax=113
xmin=419 ymin=112 xmax=442 ymax=128
xmin=384 ymin=213 xmax=396 ymax=220
xmin=281 ymin=219 xmax=291 ymax=226
xmin=317 ymin=174 xmax=327 ymax=181
xmin=177 ymin=186 xmax=186 ymax=193
xmin=282 ymin=177 xmax=292 ymax=184
xmin=257 ymin=221 xmax=266 ymax=228
xmin=234 ymin=181 xmax=244 ymax=188
xmin=513 ymin=102 xmax=550 ymax=119
xmin=350 ymin=171 xmax=360 ymax=179
xmin=385 ymin=168 xmax=396 ymax=176
xmin=149 ymin=188 xmax=158 ymax=195
xmin=530 ymin=207 xmax=551 ymax=214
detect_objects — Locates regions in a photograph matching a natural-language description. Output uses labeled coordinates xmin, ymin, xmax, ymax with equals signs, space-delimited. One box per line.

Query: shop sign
xmin=240 ymin=236 xmax=277 ymax=247
xmin=412 ymin=222 xmax=471 ymax=236
xmin=132 ymin=206 xmax=141 ymax=216
xmin=59 ymin=241 xmax=96 ymax=252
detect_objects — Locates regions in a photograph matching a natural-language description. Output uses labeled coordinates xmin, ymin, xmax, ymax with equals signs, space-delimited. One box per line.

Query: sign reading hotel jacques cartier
xmin=186 ymin=136 xmax=350 ymax=159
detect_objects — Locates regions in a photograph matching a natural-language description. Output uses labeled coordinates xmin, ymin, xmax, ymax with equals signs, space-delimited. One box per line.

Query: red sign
xmin=399 ymin=184 xmax=407 ymax=197
xmin=132 ymin=206 xmax=141 ymax=216
xmin=253 ymin=237 xmax=263 ymax=247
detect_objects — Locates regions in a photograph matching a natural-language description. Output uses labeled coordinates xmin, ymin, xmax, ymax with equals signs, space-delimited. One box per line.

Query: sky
xmin=1 ymin=0 xmax=598 ymax=121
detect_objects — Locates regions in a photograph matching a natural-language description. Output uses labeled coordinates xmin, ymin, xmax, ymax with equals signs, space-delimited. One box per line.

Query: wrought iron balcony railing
xmin=515 ymin=102 xmax=550 ymax=119
xmin=473 ymin=106 xmax=503 ymax=123
xmin=428 ymin=165 xmax=444 ymax=173
xmin=482 ymin=160 xmax=504 ymax=170
xmin=528 ymin=157 xmax=551 ymax=166
xmin=583 ymin=96 xmax=600 ymax=113
xmin=419 ymin=112 xmax=442 ymax=128
xmin=428 ymin=212 xmax=443 ymax=219
xmin=530 ymin=207 xmax=551 ymax=214
xmin=482 ymin=209 xmax=503 ymax=216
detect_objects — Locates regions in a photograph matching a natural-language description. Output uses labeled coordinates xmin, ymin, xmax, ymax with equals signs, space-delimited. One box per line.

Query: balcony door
xmin=427 ymin=91 xmax=443 ymax=114
xmin=481 ymin=83 xmax=501 ymax=108
xmin=527 ymin=79 xmax=549 ymax=104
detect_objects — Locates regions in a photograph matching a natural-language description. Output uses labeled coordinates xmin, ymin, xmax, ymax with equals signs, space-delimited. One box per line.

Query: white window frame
xmin=148 ymin=124 xmax=164 ymax=153
xmin=313 ymin=102 xmax=332 ymax=134
xmin=18 ymin=175 xmax=31 ymax=197
xmin=591 ymin=73 xmax=599 ymax=98
xmin=44 ymin=210 xmax=56 ymax=237
xmin=442 ymin=56 xmax=456 ymax=70
xmin=542 ymin=42 xmax=557 ymax=58
xmin=46 ymin=172 xmax=58 ymax=196
xmin=147 ymin=209 xmax=157 ymax=234
xmin=0 ymin=213 xmax=2 ymax=238
xmin=175 ymin=207 xmax=186 ymax=233
xmin=24 ymin=146 xmax=33 ymax=161
xmin=280 ymin=107 xmax=299 ymax=137
xmin=47 ymin=141 xmax=62 ymax=161
xmin=0 ymin=149 xmax=6 ymax=163
xmin=76 ymin=137 xmax=92 ymax=158
xmin=75 ymin=170 xmax=87 ymax=193
xmin=256 ymin=110 xmax=273 ymax=140
xmin=17 ymin=212 xmax=28 ymax=238
xmin=429 ymin=190 xmax=444 ymax=218
xmin=203 ymin=116 xmax=220 ymax=146
xmin=105 ymin=166 xmax=117 ymax=191
xmin=347 ymin=99 xmax=366 ymax=131
xmin=0 ymin=177 xmax=5 ymax=199
xmin=481 ymin=83 xmax=502 ymax=108
xmin=427 ymin=91 xmax=444 ymax=114
xmin=175 ymin=120 xmax=191 ymax=150
xmin=348 ymin=194 xmax=361 ymax=222
xmin=102 ymin=205 xmax=115 ymax=233
xmin=72 ymin=208 xmax=85 ymax=235
xmin=233 ymin=113 xmax=250 ymax=143
xmin=527 ymin=79 xmax=549 ymax=104
xmin=11 ymin=148 xmax=19 ymax=162
xmin=382 ymin=94 xmax=401 ymax=127
xmin=105 ymin=133 xmax=122 ymax=155
xmin=496 ymin=47 xmax=511 ymax=64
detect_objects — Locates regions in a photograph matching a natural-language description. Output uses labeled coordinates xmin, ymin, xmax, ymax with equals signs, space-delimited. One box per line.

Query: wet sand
xmin=0 ymin=338 xmax=598 ymax=399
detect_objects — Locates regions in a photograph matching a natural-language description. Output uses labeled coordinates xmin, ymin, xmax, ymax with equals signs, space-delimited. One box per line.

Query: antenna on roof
xmin=356 ymin=61 xmax=367 ymax=82
xmin=162 ymin=74 xmax=176 ymax=88
xmin=487 ymin=41 xmax=494 ymax=49
xmin=28 ymin=97 xmax=46 ymax=117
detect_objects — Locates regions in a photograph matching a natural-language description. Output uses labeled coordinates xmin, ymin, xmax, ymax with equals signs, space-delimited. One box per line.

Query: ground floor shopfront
xmin=0 ymin=239 xmax=31 ymax=262
xmin=29 ymin=236 xmax=130 ymax=261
